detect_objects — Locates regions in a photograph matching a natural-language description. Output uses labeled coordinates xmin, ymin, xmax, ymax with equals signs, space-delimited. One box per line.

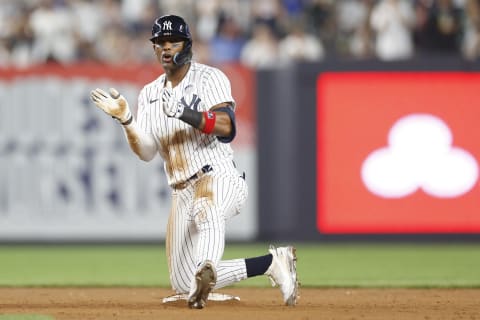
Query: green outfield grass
xmin=0 ymin=243 xmax=479 ymax=288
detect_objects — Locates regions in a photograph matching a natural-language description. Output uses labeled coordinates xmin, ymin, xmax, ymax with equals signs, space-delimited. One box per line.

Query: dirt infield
xmin=1 ymin=287 xmax=479 ymax=320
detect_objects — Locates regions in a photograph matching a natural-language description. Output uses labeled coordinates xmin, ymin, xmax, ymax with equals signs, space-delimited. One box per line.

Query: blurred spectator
xmin=335 ymin=0 xmax=371 ymax=57
xmin=1 ymin=0 xmax=479 ymax=69
xmin=304 ymin=0 xmax=335 ymax=36
xmin=412 ymin=0 xmax=430 ymax=51
xmin=68 ymin=0 xmax=104 ymax=62
xmin=69 ymin=0 xmax=104 ymax=43
xmin=121 ymin=0 xmax=155 ymax=32
xmin=0 ymin=40 xmax=9 ymax=67
xmin=370 ymin=0 xmax=415 ymax=61
xmin=415 ymin=0 xmax=463 ymax=54
xmin=96 ymin=24 xmax=132 ymax=65
xmin=29 ymin=0 xmax=77 ymax=64
xmin=251 ymin=0 xmax=285 ymax=37
xmin=97 ymin=0 xmax=125 ymax=27
xmin=281 ymin=0 xmax=305 ymax=19
xmin=0 ymin=2 xmax=34 ymax=67
xmin=192 ymin=37 xmax=211 ymax=64
xmin=209 ymin=14 xmax=246 ymax=64
xmin=195 ymin=0 xmax=220 ymax=42
xmin=278 ymin=20 xmax=325 ymax=63
xmin=216 ymin=0 xmax=252 ymax=33
xmin=158 ymin=0 xmax=195 ymax=25
xmin=349 ymin=17 xmax=375 ymax=59
xmin=304 ymin=0 xmax=335 ymax=50
xmin=461 ymin=0 xmax=480 ymax=60
xmin=240 ymin=22 xmax=281 ymax=69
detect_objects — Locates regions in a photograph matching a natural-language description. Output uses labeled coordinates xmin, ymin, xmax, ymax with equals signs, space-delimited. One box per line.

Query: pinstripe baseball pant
xmin=166 ymin=160 xmax=249 ymax=293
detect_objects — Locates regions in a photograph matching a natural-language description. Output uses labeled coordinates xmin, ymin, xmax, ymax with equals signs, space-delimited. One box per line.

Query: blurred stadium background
xmin=1 ymin=0 xmax=480 ymax=289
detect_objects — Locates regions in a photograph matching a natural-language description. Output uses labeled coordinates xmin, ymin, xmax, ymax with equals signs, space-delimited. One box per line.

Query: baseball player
xmin=90 ymin=14 xmax=298 ymax=309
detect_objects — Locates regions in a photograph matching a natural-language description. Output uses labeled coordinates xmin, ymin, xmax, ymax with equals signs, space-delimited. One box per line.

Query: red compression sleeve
xmin=202 ymin=111 xmax=216 ymax=134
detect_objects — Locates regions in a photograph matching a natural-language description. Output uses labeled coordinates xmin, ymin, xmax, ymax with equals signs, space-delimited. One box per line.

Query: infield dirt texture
xmin=1 ymin=287 xmax=479 ymax=319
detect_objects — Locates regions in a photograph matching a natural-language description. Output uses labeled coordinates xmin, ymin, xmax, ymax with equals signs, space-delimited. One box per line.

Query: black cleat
xmin=187 ymin=260 xmax=217 ymax=309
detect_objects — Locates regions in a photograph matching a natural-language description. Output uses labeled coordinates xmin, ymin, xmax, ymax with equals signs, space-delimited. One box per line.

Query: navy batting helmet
xmin=150 ymin=15 xmax=192 ymax=65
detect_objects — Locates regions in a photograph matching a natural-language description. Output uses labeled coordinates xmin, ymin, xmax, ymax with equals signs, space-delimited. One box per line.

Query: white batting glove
xmin=91 ymin=87 xmax=132 ymax=124
xmin=162 ymin=81 xmax=184 ymax=118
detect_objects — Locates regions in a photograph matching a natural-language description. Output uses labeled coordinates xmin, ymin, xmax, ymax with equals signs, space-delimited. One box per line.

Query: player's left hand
xmin=162 ymin=81 xmax=184 ymax=118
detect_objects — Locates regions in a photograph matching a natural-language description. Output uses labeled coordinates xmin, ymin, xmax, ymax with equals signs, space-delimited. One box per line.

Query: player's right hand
xmin=162 ymin=81 xmax=185 ymax=118
xmin=91 ymin=88 xmax=132 ymax=124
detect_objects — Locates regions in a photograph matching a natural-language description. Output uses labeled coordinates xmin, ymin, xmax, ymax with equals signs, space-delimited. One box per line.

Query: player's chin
xmin=161 ymin=59 xmax=174 ymax=69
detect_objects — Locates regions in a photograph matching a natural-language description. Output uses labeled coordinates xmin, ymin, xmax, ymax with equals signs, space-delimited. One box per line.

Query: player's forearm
xmin=122 ymin=121 xmax=157 ymax=161
xmin=201 ymin=111 xmax=232 ymax=137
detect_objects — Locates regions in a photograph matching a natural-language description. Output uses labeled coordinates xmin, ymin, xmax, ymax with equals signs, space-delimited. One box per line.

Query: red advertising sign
xmin=317 ymin=72 xmax=480 ymax=234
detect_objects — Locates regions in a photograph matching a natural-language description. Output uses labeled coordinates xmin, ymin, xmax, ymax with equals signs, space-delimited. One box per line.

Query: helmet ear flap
xmin=173 ymin=38 xmax=192 ymax=65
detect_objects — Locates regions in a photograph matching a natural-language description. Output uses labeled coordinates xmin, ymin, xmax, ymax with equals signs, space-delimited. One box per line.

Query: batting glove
xmin=162 ymin=81 xmax=184 ymax=118
xmin=91 ymin=88 xmax=133 ymax=125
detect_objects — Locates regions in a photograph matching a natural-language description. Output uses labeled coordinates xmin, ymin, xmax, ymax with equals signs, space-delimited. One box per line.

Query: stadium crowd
xmin=0 ymin=0 xmax=479 ymax=69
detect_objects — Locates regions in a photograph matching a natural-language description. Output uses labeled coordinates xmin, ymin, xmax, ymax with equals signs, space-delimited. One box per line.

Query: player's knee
xmin=193 ymin=201 xmax=224 ymax=228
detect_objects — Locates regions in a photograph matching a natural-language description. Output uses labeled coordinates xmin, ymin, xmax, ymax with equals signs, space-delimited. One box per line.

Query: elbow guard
xmin=214 ymin=106 xmax=236 ymax=143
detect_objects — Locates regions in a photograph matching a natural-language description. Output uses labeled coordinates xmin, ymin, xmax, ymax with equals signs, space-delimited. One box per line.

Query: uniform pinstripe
xmin=136 ymin=61 xmax=249 ymax=294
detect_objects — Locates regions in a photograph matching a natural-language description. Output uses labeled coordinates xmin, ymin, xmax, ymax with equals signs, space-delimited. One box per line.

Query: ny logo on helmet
xmin=163 ymin=21 xmax=172 ymax=31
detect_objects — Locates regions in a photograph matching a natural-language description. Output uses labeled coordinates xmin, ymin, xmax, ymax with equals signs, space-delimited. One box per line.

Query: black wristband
xmin=179 ymin=108 xmax=202 ymax=128
xmin=121 ymin=114 xmax=133 ymax=126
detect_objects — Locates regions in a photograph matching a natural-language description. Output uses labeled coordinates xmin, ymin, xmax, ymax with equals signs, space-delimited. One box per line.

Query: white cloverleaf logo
xmin=361 ymin=114 xmax=478 ymax=198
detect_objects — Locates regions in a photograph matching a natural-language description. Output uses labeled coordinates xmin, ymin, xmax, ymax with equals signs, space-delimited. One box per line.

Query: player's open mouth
xmin=162 ymin=54 xmax=173 ymax=63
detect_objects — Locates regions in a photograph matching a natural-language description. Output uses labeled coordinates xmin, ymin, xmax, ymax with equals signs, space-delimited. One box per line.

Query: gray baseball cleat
xmin=265 ymin=245 xmax=299 ymax=306
xmin=187 ymin=260 xmax=217 ymax=309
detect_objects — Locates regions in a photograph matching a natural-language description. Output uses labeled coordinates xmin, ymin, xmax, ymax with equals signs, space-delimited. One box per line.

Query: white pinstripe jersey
xmin=136 ymin=61 xmax=236 ymax=186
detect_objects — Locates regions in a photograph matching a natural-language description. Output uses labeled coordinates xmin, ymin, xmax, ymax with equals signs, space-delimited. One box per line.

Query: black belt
xmin=173 ymin=165 xmax=213 ymax=190
xmin=187 ymin=165 xmax=212 ymax=182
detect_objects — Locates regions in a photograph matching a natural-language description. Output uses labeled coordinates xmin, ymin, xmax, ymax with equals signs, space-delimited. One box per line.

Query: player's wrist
xmin=202 ymin=111 xmax=216 ymax=134
xmin=112 ymin=111 xmax=133 ymax=125
xmin=120 ymin=112 xmax=133 ymax=125
xmin=178 ymin=109 xmax=217 ymax=134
